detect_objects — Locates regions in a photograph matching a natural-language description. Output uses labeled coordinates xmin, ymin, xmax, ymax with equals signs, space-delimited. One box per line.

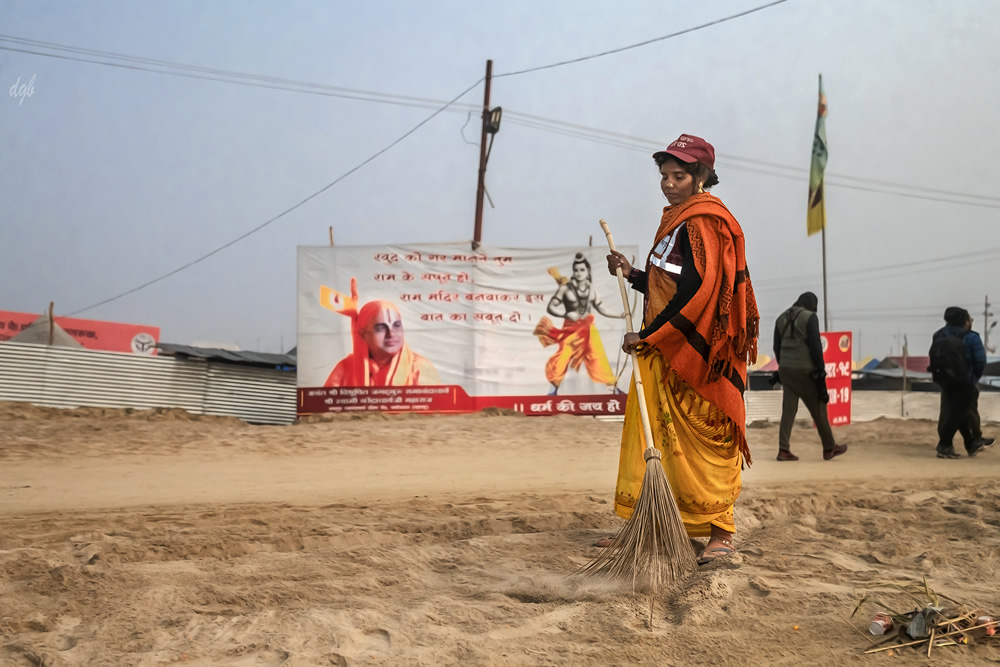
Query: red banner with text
xmin=296 ymin=243 xmax=640 ymax=416
xmin=0 ymin=310 xmax=160 ymax=354
xmin=297 ymin=386 xmax=626 ymax=417
xmin=820 ymin=331 xmax=852 ymax=426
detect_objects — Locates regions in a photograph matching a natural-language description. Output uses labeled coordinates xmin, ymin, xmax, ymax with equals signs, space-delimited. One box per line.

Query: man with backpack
xmin=928 ymin=306 xmax=992 ymax=459
xmin=772 ymin=292 xmax=848 ymax=461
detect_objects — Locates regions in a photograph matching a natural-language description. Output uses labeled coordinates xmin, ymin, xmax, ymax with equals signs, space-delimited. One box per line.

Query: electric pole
xmin=472 ymin=60 xmax=493 ymax=249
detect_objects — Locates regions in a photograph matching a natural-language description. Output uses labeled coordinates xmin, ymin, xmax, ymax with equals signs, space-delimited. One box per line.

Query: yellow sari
xmin=613 ymin=346 xmax=743 ymax=537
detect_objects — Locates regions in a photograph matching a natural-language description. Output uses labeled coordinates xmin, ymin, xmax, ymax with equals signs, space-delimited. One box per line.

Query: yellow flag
xmin=807 ymin=75 xmax=828 ymax=236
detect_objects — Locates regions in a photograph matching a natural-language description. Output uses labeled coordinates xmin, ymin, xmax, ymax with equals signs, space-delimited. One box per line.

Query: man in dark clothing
xmin=930 ymin=307 xmax=992 ymax=459
xmin=772 ymin=292 xmax=848 ymax=461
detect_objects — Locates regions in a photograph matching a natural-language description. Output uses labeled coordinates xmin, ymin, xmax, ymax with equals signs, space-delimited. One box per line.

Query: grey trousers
xmin=778 ymin=366 xmax=837 ymax=452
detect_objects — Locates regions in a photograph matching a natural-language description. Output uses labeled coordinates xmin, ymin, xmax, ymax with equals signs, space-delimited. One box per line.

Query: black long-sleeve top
xmin=628 ymin=225 xmax=703 ymax=339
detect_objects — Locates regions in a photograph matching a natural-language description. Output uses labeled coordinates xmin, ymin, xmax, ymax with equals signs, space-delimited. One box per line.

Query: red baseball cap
xmin=653 ymin=134 xmax=715 ymax=170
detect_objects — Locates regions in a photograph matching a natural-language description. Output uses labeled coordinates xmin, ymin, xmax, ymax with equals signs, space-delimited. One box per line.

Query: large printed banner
xmin=0 ymin=310 xmax=160 ymax=354
xmin=820 ymin=331 xmax=852 ymax=426
xmin=297 ymin=243 xmax=640 ymax=416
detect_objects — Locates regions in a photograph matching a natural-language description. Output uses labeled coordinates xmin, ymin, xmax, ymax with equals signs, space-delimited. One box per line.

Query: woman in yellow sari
xmin=603 ymin=133 xmax=759 ymax=564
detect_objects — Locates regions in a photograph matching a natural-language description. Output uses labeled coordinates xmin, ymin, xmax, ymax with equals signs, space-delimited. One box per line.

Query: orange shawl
xmin=641 ymin=193 xmax=760 ymax=460
xmin=324 ymin=342 xmax=435 ymax=387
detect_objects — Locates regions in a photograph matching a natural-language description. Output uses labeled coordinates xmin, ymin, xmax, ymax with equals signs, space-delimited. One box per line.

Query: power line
xmin=725 ymin=156 xmax=1000 ymax=203
xmin=67 ymin=77 xmax=485 ymax=315
xmin=44 ymin=5 xmax=795 ymax=314
xmin=502 ymin=112 xmax=1000 ymax=202
xmin=61 ymin=97 xmax=1000 ymax=315
xmin=9 ymin=1 xmax=982 ymax=313
xmin=767 ymin=303 xmax=981 ymax=315
xmin=755 ymin=255 xmax=1000 ymax=294
xmin=721 ymin=162 xmax=1000 ymax=209
xmin=493 ymin=0 xmax=791 ymax=77
xmin=0 ymin=34 xmax=482 ymax=108
xmin=829 ymin=254 xmax=1000 ymax=287
xmin=0 ymin=38 xmax=482 ymax=113
xmin=754 ymin=244 xmax=1000 ymax=288
xmin=502 ymin=116 xmax=1000 ymax=208
xmin=827 ymin=314 xmax=943 ymax=322
xmin=8 ymin=31 xmax=1000 ymax=206
xmin=504 ymin=117 xmax=651 ymax=152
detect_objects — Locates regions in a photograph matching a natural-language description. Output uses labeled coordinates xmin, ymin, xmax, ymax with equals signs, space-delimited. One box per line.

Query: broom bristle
xmin=576 ymin=451 xmax=697 ymax=593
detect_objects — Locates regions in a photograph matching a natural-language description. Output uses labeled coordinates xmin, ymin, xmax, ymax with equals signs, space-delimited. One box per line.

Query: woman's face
xmin=659 ymin=157 xmax=697 ymax=206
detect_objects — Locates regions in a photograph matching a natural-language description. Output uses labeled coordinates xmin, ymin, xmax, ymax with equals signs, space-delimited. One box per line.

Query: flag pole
xmin=808 ymin=73 xmax=829 ymax=330
xmin=821 ymin=224 xmax=829 ymax=331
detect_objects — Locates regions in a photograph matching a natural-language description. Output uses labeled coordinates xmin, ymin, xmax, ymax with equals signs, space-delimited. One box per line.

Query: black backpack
xmin=928 ymin=331 xmax=969 ymax=386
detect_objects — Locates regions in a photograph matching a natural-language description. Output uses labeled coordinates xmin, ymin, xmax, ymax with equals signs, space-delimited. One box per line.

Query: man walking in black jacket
xmin=929 ymin=307 xmax=993 ymax=459
xmin=773 ymin=292 xmax=848 ymax=462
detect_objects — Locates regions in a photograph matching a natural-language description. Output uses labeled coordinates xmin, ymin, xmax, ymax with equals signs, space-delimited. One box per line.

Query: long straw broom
xmin=577 ymin=219 xmax=697 ymax=596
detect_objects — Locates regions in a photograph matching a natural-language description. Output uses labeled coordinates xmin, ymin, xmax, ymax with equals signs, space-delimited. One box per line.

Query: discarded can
xmin=978 ymin=616 xmax=996 ymax=636
xmin=869 ymin=613 xmax=894 ymax=635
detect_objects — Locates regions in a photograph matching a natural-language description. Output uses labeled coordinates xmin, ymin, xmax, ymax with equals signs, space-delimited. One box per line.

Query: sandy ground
xmin=2 ymin=402 xmax=1000 ymax=666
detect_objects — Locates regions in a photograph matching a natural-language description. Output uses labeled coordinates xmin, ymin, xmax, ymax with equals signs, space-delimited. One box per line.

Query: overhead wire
xmin=753 ymin=247 xmax=1000 ymax=290
xmin=720 ymin=162 xmax=1000 ymax=209
xmin=503 ymin=110 xmax=1000 ymax=308
xmin=459 ymin=112 xmax=479 ymax=145
xmin=502 ymin=116 xmax=1000 ymax=208
xmin=15 ymin=0 xmax=995 ymax=320
xmin=499 ymin=113 xmax=1000 ymax=203
xmin=49 ymin=2 xmax=797 ymax=314
xmin=493 ymin=0 xmax=790 ymax=77
xmin=66 ymin=77 xmax=485 ymax=315
xmin=0 ymin=34 xmax=483 ymax=113
xmin=6 ymin=32 xmax=998 ymax=205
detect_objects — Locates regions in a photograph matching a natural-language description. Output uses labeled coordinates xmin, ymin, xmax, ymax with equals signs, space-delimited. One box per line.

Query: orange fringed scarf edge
xmin=686 ymin=219 xmax=761 ymax=376
xmin=661 ymin=365 xmax=748 ymax=465
xmin=642 ymin=193 xmax=760 ymax=465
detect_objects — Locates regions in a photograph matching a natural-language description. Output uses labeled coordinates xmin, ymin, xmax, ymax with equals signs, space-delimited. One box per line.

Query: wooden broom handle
xmin=599 ymin=219 xmax=660 ymax=459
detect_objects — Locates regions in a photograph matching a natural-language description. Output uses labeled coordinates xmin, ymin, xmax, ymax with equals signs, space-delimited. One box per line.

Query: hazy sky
xmin=3 ymin=0 xmax=998 ymax=359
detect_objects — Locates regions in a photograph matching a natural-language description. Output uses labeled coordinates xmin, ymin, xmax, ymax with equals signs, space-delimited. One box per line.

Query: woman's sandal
xmin=593 ymin=536 xmax=615 ymax=548
xmin=697 ymin=537 xmax=735 ymax=565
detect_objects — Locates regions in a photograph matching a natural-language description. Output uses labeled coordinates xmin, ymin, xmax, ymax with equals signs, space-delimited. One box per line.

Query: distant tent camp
xmin=9 ymin=311 xmax=83 ymax=348
xmin=757 ymin=358 xmax=779 ymax=372
xmin=861 ymin=357 xmax=882 ymax=371
xmin=749 ymin=354 xmax=773 ymax=371
xmin=880 ymin=355 xmax=931 ymax=374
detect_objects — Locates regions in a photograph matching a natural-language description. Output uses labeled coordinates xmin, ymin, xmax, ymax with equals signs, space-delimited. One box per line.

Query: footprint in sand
xmin=364 ymin=628 xmax=391 ymax=653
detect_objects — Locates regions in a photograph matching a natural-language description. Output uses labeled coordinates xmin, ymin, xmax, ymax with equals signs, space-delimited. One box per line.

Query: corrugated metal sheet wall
xmin=5 ymin=341 xmax=997 ymax=426
xmin=745 ymin=389 xmax=784 ymax=424
xmin=0 ymin=342 xmax=295 ymax=424
xmin=204 ymin=363 xmax=296 ymax=424
xmin=747 ymin=387 xmax=1000 ymax=423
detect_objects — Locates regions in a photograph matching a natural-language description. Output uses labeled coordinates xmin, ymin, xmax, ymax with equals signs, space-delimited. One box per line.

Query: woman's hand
xmin=621 ymin=332 xmax=642 ymax=353
xmin=606 ymin=250 xmax=632 ymax=277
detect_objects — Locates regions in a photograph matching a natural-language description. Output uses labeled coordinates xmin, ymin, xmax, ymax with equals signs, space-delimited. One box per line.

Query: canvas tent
xmin=9 ymin=311 xmax=83 ymax=348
